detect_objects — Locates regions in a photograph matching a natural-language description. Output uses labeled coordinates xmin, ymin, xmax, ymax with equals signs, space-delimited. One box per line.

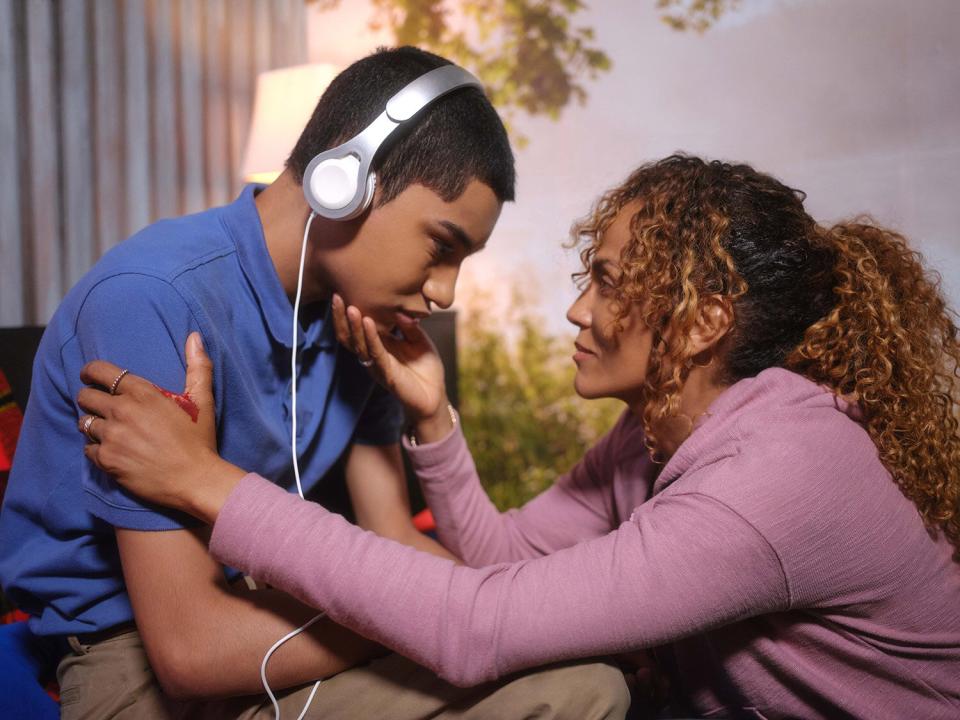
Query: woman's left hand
xmin=331 ymin=294 xmax=448 ymax=423
xmin=76 ymin=332 xmax=245 ymax=524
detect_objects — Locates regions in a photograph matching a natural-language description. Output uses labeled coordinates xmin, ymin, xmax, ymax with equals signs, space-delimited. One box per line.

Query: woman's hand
xmin=331 ymin=294 xmax=452 ymax=438
xmin=76 ymin=333 xmax=246 ymax=524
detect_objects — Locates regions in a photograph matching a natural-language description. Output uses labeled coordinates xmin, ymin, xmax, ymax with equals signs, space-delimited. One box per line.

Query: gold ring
xmin=109 ymin=369 xmax=130 ymax=395
xmin=80 ymin=415 xmax=98 ymax=443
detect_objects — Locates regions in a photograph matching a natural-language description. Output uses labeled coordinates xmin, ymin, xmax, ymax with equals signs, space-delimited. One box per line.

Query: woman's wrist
xmin=411 ymin=397 xmax=457 ymax=446
xmin=186 ymin=454 xmax=248 ymax=525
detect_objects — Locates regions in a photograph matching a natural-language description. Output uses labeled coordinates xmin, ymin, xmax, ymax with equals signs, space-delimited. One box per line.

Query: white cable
xmin=260 ymin=211 xmax=325 ymax=720
xmin=290 ymin=212 xmax=315 ymax=500
xmin=260 ymin=613 xmax=324 ymax=720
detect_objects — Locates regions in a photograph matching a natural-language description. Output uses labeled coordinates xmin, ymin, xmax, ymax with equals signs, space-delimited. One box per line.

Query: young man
xmin=0 ymin=47 xmax=629 ymax=718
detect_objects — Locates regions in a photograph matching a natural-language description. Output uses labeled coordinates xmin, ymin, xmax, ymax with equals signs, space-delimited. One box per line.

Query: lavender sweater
xmin=210 ymin=368 xmax=960 ymax=719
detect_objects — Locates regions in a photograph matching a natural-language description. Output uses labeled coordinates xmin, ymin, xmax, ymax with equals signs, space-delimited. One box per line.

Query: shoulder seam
xmin=62 ymin=272 xmax=201 ymax=356
xmin=167 ymin=244 xmax=237 ymax=283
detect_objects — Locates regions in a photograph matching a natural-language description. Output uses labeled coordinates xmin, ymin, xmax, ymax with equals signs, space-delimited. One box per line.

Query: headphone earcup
xmin=307 ymin=155 xmax=361 ymax=215
xmin=356 ymin=171 xmax=377 ymax=217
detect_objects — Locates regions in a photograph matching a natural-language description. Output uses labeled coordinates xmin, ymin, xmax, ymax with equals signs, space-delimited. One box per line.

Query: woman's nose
xmin=566 ymin=287 xmax=592 ymax=328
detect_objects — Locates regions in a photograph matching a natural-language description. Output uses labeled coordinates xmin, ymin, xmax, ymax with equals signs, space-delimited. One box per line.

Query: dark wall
xmin=0 ymin=327 xmax=45 ymax=412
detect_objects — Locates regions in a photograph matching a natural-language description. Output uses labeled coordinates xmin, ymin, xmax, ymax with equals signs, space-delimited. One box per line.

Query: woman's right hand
xmin=331 ymin=294 xmax=450 ymax=431
xmin=76 ymin=333 xmax=246 ymax=524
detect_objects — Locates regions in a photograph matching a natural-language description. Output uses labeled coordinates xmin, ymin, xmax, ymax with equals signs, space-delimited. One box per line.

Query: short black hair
xmin=286 ymin=46 xmax=515 ymax=205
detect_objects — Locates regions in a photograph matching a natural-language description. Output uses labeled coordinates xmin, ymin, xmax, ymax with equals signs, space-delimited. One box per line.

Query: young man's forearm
xmin=344 ymin=442 xmax=460 ymax=563
xmin=118 ymin=526 xmax=381 ymax=700
xmin=152 ymin=585 xmax=384 ymax=699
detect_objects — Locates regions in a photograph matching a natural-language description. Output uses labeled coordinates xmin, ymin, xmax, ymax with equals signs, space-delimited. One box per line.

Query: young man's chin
xmin=370 ymin=314 xmax=402 ymax=336
xmin=336 ymin=297 xmax=395 ymax=333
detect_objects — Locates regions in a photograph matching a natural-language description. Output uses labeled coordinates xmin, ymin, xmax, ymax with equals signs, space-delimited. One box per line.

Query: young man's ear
xmin=689 ymin=295 xmax=734 ymax=357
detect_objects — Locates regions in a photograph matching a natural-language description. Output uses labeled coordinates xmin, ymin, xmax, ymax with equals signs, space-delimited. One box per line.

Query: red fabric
xmin=0 ymin=369 xmax=23 ymax=473
xmin=412 ymin=508 xmax=436 ymax=533
xmin=0 ymin=369 xmax=25 ymax=510
xmin=0 ymin=609 xmax=30 ymax=625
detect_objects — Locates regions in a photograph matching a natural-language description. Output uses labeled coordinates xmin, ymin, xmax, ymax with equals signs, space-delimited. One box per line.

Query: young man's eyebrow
xmin=438 ymin=220 xmax=480 ymax=253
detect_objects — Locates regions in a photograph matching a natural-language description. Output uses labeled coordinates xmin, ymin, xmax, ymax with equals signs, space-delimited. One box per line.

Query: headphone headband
xmin=303 ymin=65 xmax=483 ymax=221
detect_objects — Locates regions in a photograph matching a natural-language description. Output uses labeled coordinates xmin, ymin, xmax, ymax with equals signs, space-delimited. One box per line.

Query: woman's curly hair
xmin=572 ymin=154 xmax=960 ymax=558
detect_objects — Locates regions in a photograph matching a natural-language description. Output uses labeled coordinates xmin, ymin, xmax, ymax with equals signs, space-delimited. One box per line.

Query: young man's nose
xmin=423 ymin=279 xmax=456 ymax=310
xmin=423 ymin=271 xmax=457 ymax=310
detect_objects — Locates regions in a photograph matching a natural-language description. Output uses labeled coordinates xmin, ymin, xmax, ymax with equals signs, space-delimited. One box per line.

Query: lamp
xmin=241 ymin=63 xmax=339 ymax=184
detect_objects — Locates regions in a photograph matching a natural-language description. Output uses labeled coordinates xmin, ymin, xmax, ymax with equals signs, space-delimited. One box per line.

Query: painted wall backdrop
xmin=309 ymin=0 xmax=960 ymax=336
xmin=4 ymin=0 xmax=956 ymax=332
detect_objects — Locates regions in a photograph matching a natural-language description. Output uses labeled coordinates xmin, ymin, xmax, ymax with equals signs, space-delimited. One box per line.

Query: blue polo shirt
xmin=0 ymin=186 xmax=402 ymax=636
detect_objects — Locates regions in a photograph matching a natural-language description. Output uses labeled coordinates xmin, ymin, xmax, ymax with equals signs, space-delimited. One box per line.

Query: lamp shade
xmin=241 ymin=63 xmax=339 ymax=184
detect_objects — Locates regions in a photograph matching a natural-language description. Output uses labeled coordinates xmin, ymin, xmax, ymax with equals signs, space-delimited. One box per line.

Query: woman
xmin=77 ymin=155 xmax=960 ymax=719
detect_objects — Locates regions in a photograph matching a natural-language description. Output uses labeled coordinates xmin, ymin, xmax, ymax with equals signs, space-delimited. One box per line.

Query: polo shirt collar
xmin=221 ymin=185 xmax=335 ymax=350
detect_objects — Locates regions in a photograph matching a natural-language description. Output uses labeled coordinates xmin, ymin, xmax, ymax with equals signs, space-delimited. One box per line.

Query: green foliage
xmin=457 ymin=291 xmax=622 ymax=510
xmin=657 ymin=0 xmax=741 ymax=33
xmin=310 ymin=0 xmax=612 ymax=145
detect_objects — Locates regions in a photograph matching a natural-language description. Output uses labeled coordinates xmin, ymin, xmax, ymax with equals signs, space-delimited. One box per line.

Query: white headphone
xmin=302 ymin=64 xmax=482 ymax=221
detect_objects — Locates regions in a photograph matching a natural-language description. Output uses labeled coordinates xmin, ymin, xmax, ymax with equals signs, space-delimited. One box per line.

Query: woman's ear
xmin=689 ymin=295 xmax=734 ymax=356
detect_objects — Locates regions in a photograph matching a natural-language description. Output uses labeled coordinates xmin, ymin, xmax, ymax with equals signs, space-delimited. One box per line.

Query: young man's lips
xmin=396 ymin=310 xmax=429 ymax=326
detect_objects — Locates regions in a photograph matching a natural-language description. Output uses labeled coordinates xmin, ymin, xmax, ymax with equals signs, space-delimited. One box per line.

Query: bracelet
xmin=406 ymin=403 xmax=458 ymax=447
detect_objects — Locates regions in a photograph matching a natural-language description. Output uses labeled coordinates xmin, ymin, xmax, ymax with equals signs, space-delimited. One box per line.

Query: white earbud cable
xmin=290 ymin=212 xmax=315 ymax=500
xmin=260 ymin=210 xmax=325 ymax=720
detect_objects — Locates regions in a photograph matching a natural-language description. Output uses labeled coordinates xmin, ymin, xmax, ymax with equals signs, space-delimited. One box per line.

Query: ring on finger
xmin=79 ymin=415 xmax=99 ymax=443
xmin=358 ymin=357 xmax=374 ymax=368
xmin=109 ymin=368 xmax=130 ymax=395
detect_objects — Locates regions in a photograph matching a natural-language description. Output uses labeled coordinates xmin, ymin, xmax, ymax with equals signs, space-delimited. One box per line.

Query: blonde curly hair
xmin=572 ymin=155 xmax=960 ymax=558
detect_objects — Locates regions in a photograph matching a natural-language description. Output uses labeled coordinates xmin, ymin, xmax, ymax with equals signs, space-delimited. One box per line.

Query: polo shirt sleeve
xmin=67 ymin=273 xmax=203 ymax=530
xmin=351 ymin=382 xmax=404 ymax=446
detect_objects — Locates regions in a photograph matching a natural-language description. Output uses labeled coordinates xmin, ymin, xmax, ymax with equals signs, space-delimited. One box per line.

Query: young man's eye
xmin=429 ymin=237 xmax=455 ymax=262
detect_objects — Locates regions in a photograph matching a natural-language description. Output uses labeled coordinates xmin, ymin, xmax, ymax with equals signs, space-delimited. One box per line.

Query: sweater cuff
xmin=401 ymin=420 xmax=468 ymax=473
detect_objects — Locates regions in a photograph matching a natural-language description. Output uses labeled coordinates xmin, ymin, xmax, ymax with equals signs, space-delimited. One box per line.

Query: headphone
xmin=302 ymin=64 xmax=482 ymax=221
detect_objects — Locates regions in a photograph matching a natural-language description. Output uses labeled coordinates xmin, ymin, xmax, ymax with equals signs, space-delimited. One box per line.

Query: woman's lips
xmin=573 ymin=342 xmax=596 ymax=363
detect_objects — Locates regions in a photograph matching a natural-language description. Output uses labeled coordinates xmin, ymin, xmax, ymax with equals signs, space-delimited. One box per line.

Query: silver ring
xmin=358 ymin=358 xmax=374 ymax=368
xmin=109 ymin=369 xmax=130 ymax=395
xmin=80 ymin=415 xmax=98 ymax=443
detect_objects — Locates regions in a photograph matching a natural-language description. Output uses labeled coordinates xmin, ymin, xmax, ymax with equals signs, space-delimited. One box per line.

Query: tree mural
xmin=658 ymin=0 xmax=741 ymax=33
xmin=310 ymin=0 xmax=740 ymax=143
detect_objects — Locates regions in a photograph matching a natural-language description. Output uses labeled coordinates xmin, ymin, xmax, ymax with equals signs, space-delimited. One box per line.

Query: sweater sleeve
xmin=209 ymin=473 xmax=790 ymax=688
xmin=403 ymin=415 xmax=644 ymax=565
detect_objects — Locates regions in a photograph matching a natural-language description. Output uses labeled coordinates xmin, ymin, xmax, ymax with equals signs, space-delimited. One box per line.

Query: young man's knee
xmin=520 ymin=661 xmax=630 ymax=720
xmin=568 ymin=662 xmax=631 ymax=719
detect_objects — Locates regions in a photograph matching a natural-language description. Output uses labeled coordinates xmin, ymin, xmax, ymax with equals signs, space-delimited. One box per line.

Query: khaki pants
xmin=58 ymin=628 xmax=630 ymax=720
